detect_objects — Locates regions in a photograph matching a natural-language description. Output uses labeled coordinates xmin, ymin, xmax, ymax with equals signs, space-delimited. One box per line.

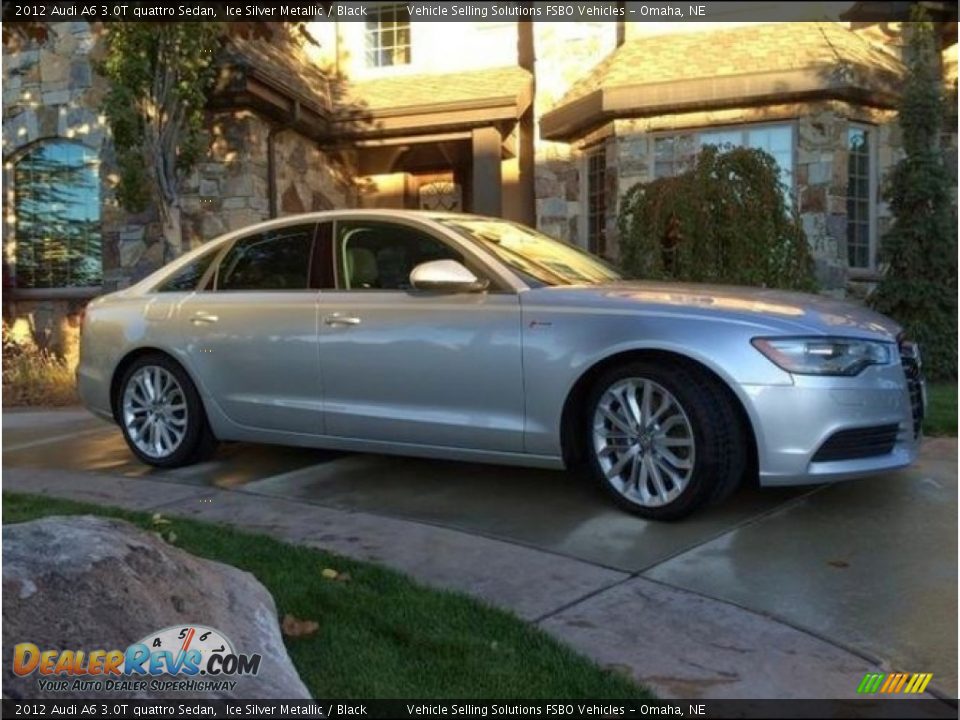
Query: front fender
xmin=520 ymin=308 xmax=793 ymax=457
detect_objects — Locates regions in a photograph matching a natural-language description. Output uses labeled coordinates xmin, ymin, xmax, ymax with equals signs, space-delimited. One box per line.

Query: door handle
xmin=323 ymin=313 xmax=361 ymax=326
xmin=190 ymin=311 xmax=219 ymax=325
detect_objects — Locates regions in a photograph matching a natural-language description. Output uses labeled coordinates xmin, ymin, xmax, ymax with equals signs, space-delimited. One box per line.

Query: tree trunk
xmin=160 ymin=201 xmax=182 ymax=264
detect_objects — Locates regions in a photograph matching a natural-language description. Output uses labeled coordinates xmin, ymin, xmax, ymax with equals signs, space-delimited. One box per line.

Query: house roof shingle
xmin=559 ymin=22 xmax=903 ymax=106
xmin=542 ymin=22 xmax=905 ymax=140
xmin=348 ymin=66 xmax=533 ymax=114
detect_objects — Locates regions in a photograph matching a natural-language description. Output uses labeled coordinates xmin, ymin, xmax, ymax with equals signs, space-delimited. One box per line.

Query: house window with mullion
xmin=846 ymin=126 xmax=874 ymax=270
xmin=587 ymin=148 xmax=607 ymax=257
xmin=365 ymin=4 xmax=411 ymax=68
xmin=13 ymin=140 xmax=102 ymax=289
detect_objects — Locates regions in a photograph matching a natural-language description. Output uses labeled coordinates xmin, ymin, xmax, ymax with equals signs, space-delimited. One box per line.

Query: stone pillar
xmin=471 ymin=126 xmax=502 ymax=217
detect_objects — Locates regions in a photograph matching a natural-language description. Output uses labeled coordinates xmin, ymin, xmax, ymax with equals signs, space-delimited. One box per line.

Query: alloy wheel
xmin=122 ymin=365 xmax=189 ymax=459
xmin=592 ymin=377 xmax=696 ymax=507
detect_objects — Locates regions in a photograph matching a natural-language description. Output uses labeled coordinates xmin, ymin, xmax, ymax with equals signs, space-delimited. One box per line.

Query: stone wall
xmin=1 ymin=23 xmax=105 ymax=158
xmin=532 ymin=23 xmax=616 ymax=244
xmin=535 ymin=150 xmax=581 ymax=245
xmin=274 ymin=129 xmax=353 ymax=217
xmin=179 ymin=113 xmax=354 ymax=254
xmin=180 ymin=111 xmax=270 ymax=252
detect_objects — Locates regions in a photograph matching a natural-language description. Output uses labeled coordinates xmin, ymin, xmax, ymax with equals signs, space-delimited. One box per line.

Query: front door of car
xmin=317 ymin=218 xmax=525 ymax=452
xmin=178 ymin=221 xmax=325 ymax=434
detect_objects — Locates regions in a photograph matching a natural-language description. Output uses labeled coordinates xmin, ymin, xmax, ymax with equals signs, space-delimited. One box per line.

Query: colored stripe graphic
xmin=857 ymin=672 xmax=932 ymax=694
xmin=904 ymin=673 xmax=934 ymax=694
xmin=880 ymin=673 xmax=898 ymax=693
xmin=857 ymin=673 xmax=885 ymax=694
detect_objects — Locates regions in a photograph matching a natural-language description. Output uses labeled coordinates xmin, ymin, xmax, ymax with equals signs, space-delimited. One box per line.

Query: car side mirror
xmin=409 ymin=260 xmax=489 ymax=293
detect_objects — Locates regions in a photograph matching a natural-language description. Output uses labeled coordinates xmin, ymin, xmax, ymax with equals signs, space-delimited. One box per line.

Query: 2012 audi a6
xmin=77 ymin=210 xmax=925 ymax=519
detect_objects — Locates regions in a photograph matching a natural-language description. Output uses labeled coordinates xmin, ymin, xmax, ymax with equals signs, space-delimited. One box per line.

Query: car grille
xmin=812 ymin=424 xmax=900 ymax=463
xmin=900 ymin=340 xmax=925 ymax=439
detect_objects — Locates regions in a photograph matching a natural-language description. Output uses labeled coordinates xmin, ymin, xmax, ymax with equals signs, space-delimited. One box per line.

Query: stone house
xmin=2 ymin=23 xmax=354 ymax=351
xmin=2 ymin=14 xmax=956 ymax=352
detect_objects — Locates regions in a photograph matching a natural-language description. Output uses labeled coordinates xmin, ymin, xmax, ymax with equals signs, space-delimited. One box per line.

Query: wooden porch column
xmin=471 ymin=126 xmax=502 ymax=217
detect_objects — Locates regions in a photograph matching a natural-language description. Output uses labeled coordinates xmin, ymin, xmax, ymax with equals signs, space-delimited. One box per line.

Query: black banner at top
xmin=0 ymin=1 xmax=926 ymax=24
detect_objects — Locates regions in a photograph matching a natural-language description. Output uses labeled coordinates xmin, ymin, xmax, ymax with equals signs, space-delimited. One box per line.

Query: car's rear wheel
xmin=585 ymin=360 xmax=745 ymax=520
xmin=118 ymin=354 xmax=216 ymax=468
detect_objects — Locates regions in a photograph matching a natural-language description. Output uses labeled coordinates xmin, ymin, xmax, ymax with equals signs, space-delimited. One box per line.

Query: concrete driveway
xmin=3 ymin=408 xmax=957 ymax=698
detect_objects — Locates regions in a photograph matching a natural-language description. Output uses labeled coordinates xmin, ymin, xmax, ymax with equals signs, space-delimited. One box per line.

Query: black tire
xmin=116 ymin=353 xmax=217 ymax=468
xmin=584 ymin=359 xmax=745 ymax=521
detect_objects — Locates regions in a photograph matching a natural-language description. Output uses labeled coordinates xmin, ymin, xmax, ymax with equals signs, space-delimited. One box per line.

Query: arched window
xmin=13 ymin=141 xmax=102 ymax=289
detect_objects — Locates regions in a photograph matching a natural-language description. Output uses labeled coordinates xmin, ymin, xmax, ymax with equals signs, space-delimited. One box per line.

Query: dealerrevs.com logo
xmin=13 ymin=625 xmax=262 ymax=693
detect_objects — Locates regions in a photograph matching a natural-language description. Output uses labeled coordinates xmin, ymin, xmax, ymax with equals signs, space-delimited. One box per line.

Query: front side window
xmin=336 ymin=221 xmax=463 ymax=291
xmin=846 ymin=126 xmax=873 ymax=269
xmin=365 ymin=4 xmax=411 ymax=68
xmin=215 ymin=224 xmax=316 ymax=291
xmin=438 ymin=218 xmax=622 ymax=287
xmin=13 ymin=141 xmax=101 ymax=289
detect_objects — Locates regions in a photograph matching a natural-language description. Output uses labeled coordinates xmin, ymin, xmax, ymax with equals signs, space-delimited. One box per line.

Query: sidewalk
xmin=3 ymin=463 xmax=925 ymax=700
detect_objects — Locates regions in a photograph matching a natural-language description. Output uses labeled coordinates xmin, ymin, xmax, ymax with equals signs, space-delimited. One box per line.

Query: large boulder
xmin=2 ymin=515 xmax=310 ymax=699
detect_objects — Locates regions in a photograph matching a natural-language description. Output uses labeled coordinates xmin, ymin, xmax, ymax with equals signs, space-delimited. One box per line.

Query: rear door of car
xmin=178 ymin=221 xmax=326 ymax=434
xmin=316 ymin=215 xmax=525 ymax=452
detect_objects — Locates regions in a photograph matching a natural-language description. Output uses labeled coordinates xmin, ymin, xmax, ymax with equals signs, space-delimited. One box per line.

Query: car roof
xmin=121 ymin=209 xmax=518 ymax=296
xmin=252 ymin=208 xmax=472 ymax=222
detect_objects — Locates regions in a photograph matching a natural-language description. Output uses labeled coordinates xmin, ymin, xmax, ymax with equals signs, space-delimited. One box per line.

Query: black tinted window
xmin=155 ymin=245 xmax=221 ymax=292
xmin=337 ymin=221 xmax=463 ymax=290
xmin=217 ymin=224 xmax=316 ymax=291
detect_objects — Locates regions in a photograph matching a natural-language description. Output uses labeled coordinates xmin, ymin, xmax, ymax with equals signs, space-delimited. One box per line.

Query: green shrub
xmin=869 ymin=12 xmax=958 ymax=381
xmin=617 ymin=145 xmax=816 ymax=291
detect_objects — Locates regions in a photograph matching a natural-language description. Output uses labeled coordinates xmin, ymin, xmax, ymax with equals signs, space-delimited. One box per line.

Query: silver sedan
xmin=77 ymin=210 xmax=924 ymax=519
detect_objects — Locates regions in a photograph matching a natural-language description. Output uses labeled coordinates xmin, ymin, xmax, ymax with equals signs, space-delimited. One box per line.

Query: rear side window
xmin=155 ymin=244 xmax=221 ymax=293
xmin=216 ymin=224 xmax=316 ymax=291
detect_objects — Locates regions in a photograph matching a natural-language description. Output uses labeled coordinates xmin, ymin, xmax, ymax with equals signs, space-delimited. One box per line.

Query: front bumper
xmin=746 ymin=362 xmax=923 ymax=487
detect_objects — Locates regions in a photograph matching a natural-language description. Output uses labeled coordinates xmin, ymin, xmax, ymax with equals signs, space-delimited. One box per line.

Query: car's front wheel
xmin=118 ymin=354 xmax=216 ymax=468
xmin=585 ymin=360 xmax=745 ymax=520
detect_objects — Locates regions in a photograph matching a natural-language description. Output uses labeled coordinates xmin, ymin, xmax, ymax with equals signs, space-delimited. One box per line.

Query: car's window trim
xmin=328 ymin=217 xmax=511 ymax=294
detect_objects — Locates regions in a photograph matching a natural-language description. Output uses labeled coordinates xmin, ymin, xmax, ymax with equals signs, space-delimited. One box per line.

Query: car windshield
xmin=437 ymin=217 xmax=622 ymax=287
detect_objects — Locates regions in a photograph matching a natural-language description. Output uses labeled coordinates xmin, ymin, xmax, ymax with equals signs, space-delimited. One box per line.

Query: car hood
xmin=527 ymin=280 xmax=902 ymax=340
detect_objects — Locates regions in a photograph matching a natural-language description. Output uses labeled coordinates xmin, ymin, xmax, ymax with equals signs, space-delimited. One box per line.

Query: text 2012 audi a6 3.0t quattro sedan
xmin=77 ymin=210 xmax=925 ymax=520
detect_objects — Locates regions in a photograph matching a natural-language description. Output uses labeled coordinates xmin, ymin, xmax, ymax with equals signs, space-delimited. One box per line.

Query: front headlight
xmin=751 ymin=336 xmax=893 ymax=376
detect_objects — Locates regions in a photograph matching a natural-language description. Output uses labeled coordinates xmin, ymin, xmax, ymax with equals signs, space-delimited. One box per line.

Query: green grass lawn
xmin=924 ymin=383 xmax=957 ymax=437
xmin=3 ymin=492 xmax=651 ymax=700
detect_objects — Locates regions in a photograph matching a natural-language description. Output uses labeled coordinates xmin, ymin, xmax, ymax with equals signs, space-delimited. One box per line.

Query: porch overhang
xmin=209 ymin=68 xmax=333 ymax=140
xmin=338 ymin=67 xmax=532 ymax=178
xmin=347 ymin=112 xmax=522 ymax=176
xmin=343 ymin=96 xmax=528 ymax=140
xmin=336 ymin=66 xmax=532 ymax=143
